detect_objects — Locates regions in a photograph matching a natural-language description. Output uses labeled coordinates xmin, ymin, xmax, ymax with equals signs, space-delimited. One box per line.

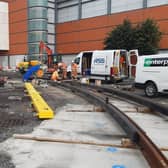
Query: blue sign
xmin=94 ymin=58 xmax=105 ymax=64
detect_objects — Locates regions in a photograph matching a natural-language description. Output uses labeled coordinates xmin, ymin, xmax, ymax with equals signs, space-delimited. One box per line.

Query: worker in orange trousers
xmin=51 ymin=68 xmax=59 ymax=81
xmin=58 ymin=62 xmax=67 ymax=80
xmin=71 ymin=62 xmax=78 ymax=79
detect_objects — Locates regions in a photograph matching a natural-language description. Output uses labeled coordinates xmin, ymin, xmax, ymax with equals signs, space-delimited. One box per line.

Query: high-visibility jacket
xmin=51 ymin=70 xmax=59 ymax=81
xmin=71 ymin=63 xmax=78 ymax=79
xmin=58 ymin=62 xmax=67 ymax=79
xmin=120 ymin=56 xmax=125 ymax=64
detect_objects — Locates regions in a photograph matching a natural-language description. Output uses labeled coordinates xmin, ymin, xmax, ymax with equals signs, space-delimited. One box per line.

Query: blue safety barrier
xmin=23 ymin=65 xmax=40 ymax=81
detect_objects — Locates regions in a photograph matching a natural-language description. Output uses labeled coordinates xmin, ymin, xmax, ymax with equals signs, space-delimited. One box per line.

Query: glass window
xmin=28 ymin=31 xmax=47 ymax=43
xmin=28 ymin=0 xmax=48 ymax=7
xmin=29 ymin=20 xmax=47 ymax=31
xmin=29 ymin=7 xmax=47 ymax=19
xmin=74 ymin=57 xmax=80 ymax=64
xmin=28 ymin=43 xmax=40 ymax=55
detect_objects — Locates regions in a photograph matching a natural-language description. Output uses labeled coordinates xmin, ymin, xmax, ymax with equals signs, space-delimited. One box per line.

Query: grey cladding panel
xmin=58 ymin=5 xmax=78 ymax=23
xmin=58 ymin=0 xmax=78 ymax=8
xmin=147 ymin=0 xmax=168 ymax=7
xmin=111 ymin=0 xmax=143 ymax=13
xmin=48 ymin=8 xmax=55 ymax=23
xmin=82 ymin=0 xmax=107 ymax=19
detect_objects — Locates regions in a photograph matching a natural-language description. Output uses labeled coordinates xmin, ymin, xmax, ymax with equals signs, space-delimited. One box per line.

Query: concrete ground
xmin=1 ymin=103 xmax=149 ymax=168
xmin=0 ymin=72 xmax=42 ymax=167
xmin=0 ymin=71 xmax=166 ymax=168
xmin=109 ymin=98 xmax=168 ymax=158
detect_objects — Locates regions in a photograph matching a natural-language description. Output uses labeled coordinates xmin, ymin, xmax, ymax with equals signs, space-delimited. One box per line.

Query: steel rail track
xmin=50 ymin=81 xmax=168 ymax=168
xmin=69 ymin=81 xmax=168 ymax=117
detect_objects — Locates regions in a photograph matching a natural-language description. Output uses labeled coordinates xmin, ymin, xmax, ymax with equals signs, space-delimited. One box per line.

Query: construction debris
xmin=8 ymin=96 xmax=22 ymax=101
xmin=0 ymin=77 xmax=7 ymax=87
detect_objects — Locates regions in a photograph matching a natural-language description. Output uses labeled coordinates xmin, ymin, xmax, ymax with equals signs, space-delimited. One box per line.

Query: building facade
xmin=0 ymin=0 xmax=168 ymax=68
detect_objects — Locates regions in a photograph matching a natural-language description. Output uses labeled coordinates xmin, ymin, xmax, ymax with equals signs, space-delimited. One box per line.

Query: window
xmin=74 ymin=57 xmax=80 ymax=64
xmin=29 ymin=7 xmax=47 ymax=19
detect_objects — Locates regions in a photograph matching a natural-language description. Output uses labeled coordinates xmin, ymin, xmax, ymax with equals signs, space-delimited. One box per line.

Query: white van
xmin=135 ymin=54 xmax=168 ymax=97
xmin=70 ymin=50 xmax=138 ymax=82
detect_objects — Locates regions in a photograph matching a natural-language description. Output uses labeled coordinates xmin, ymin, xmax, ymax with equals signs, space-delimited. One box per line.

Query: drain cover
xmin=0 ymin=160 xmax=15 ymax=168
xmin=0 ymin=119 xmax=25 ymax=128
xmin=0 ymin=153 xmax=15 ymax=168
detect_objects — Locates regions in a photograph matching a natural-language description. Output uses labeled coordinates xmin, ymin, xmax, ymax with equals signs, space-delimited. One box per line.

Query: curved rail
xmin=69 ymin=81 xmax=168 ymax=117
xmin=50 ymin=81 xmax=168 ymax=168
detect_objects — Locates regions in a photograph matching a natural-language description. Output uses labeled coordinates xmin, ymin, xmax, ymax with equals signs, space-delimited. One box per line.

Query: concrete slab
xmin=2 ymin=138 xmax=149 ymax=168
xmin=109 ymin=99 xmax=168 ymax=156
xmin=1 ymin=104 xmax=150 ymax=168
xmin=127 ymin=113 xmax=168 ymax=149
xmin=31 ymin=108 xmax=126 ymax=145
xmin=64 ymin=104 xmax=95 ymax=112
xmin=109 ymin=100 xmax=138 ymax=112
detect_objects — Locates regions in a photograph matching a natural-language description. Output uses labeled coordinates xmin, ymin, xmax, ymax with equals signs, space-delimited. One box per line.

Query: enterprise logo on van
xmin=144 ymin=58 xmax=168 ymax=67
xmin=94 ymin=58 xmax=105 ymax=64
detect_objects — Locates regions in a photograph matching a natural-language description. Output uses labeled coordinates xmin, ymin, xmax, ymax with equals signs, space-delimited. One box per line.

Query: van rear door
xmin=128 ymin=50 xmax=138 ymax=78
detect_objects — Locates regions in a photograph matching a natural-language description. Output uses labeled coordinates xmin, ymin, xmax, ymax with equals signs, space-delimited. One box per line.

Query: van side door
xmin=91 ymin=52 xmax=107 ymax=75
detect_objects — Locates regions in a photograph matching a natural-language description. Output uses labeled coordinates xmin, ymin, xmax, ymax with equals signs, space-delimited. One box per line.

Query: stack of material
xmin=80 ymin=78 xmax=89 ymax=84
xmin=95 ymin=80 xmax=101 ymax=86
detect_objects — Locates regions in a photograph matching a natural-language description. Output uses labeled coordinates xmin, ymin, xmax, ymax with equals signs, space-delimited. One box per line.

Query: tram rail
xmin=50 ymin=81 xmax=168 ymax=168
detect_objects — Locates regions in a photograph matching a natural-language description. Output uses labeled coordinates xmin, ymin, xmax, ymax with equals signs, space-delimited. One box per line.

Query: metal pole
xmin=107 ymin=0 xmax=111 ymax=15
xmin=143 ymin=0 xmax=147 ymax=8
xmin=78 ymin=0 xmax=82 ymax=20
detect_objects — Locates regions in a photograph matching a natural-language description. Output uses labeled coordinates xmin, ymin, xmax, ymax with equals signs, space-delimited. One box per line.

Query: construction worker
xmin=58 ymin=62 xmax=67 ymax=80
xmin=51 ymin=67 xmax=59 ymax=81
xmin=71 ymin=62 xmax=78 ymax=79
xmin=119 ymin=55 xmax=126 ymax=76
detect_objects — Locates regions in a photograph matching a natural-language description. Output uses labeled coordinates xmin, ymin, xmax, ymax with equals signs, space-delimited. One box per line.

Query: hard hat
xmin=58 ymin=62 xmax=62 ymax=67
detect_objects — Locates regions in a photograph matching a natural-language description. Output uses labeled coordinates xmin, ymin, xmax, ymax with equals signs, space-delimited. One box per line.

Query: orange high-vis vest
xmin=71 ymin=63 xmax=77 ymax=78
xmin=58 ymin=62 xmax=67 ymax=79
xmin=51 ymin=70 xmax=59 ymax=81
xmin=120 ymin=56 xmax=125 ymax=64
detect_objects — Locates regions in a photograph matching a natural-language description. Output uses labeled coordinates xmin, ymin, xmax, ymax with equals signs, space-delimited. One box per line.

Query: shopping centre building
xmin=0 ymin=0 xmax=168 ymax=68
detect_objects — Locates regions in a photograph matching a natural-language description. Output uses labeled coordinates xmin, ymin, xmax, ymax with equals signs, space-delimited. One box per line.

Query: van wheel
xmin=145 ymin=82 xmax=158 ymax=97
